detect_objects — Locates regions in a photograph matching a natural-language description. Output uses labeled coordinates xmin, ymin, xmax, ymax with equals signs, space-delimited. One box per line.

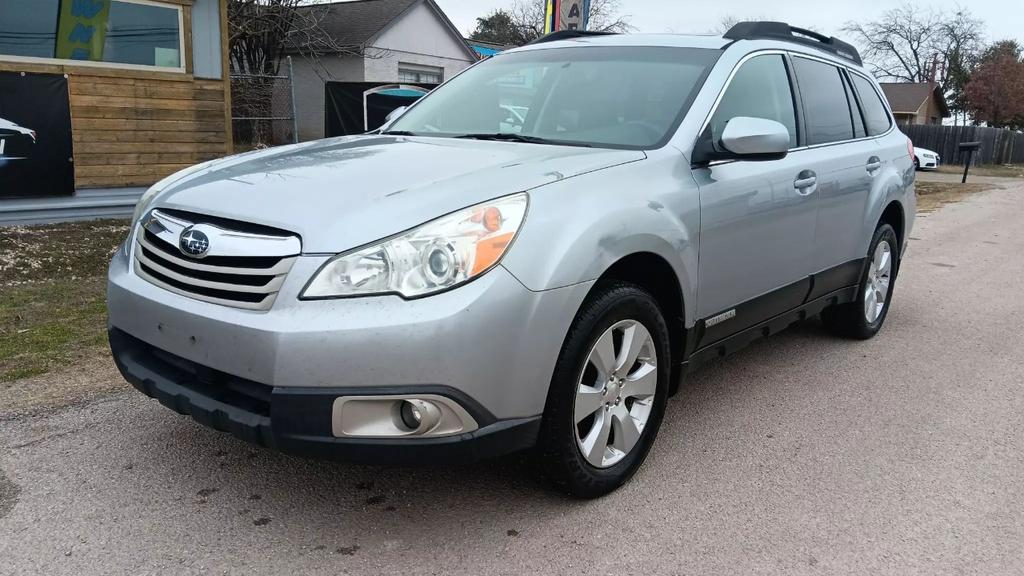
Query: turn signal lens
xmin=303 ymin=193 xmax=528 ymax=299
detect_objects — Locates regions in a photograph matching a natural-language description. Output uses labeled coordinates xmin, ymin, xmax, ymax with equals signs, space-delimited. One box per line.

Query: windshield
xmin=387 ymin=46 xmax=721 ymax=149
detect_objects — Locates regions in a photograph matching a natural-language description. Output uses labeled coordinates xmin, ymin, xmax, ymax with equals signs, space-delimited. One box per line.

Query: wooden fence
xmin=902 ymin=124 xmax=1024 ymax=166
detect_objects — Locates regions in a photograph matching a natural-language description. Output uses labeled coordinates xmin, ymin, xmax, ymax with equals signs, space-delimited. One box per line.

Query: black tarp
xmin=0 ymin=72 xmax=75 ymax=199
xmin=325 ymin=82 xmax=436 ymax=137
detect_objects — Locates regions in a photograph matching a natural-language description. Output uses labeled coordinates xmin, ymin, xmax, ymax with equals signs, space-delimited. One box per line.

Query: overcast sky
xmin=434 ymin=0 xmax=1024 ymax=45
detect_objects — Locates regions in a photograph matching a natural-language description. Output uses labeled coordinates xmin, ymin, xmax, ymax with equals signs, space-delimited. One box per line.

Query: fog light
xmin=400 ymin=400 xmax=422 ymax=429
xmin=398 ymin=399 xmax=442 ymax=434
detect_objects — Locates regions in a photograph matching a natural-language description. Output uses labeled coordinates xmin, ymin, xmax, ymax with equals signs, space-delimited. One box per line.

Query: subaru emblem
xmin=179 ymin=227 xmax=211 ymax=258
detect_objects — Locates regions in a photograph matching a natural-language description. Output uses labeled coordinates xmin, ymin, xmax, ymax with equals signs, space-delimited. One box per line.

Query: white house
xmin=291 ymin=0 xmax=478 ymax=142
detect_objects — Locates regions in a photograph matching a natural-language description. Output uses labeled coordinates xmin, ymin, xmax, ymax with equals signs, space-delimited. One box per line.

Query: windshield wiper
xmin=382 ymin=130 xmax=418 ymax=136
xmin=454 ymin=133 xmax=591 ymax=147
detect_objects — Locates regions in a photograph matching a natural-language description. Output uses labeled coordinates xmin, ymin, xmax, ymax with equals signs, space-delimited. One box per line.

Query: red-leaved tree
xmin=965 ymin=41 xmax=1024 ymax=129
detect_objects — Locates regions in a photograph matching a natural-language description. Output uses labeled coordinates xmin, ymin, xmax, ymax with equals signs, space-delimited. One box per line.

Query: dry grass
xmin=936 ymin=164 xmax=1024 ymax=179
xmin=916 ymin=180 xmax=996 ymax=213
xmin=0 ymin=221 xmax=128 ymax=393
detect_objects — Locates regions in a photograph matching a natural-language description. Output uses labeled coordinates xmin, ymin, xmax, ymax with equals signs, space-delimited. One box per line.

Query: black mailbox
xmin=958 ymin=141 xmax=982 ymax=183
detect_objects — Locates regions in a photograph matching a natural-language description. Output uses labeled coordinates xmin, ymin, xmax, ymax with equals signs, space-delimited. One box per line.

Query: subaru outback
xmin=108 ymin=22 xmax=915 ymax=497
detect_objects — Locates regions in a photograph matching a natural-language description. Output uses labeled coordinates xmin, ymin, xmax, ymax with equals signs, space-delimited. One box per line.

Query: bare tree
xmin=843 ymin=4 xmax=984 ymax=124
xmin=228 ymin=0 xmax=366 ymax=147
xmin=843 ymin=5 xmax=944 ymax=83
xmin=228 ymin=0 xmax=363 ymax=76
xmin=842 ymin=5 xmax=983 ymax=83
xmin=937 ymin=8 xmax=985 ymax=124
xmin=509 ymin=0 xmax=632 ymax=43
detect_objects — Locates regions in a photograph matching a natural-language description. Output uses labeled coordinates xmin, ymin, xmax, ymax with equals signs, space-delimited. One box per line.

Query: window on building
xmin=398 ymin=64 xmax=443 ymax=84
xmin=0 ymin=0 xmax=183 ymax=70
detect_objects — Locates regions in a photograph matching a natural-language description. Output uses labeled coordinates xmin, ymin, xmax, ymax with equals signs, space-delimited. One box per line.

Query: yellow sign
xmin=544 ymin=0 xmax=589 ymax=34
xmin=56 ymin=0 xmax=111 ymax=61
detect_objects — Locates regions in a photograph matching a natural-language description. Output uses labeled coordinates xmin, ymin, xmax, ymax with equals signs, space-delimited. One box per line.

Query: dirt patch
xmin=0 ymin=220 xmax=128 ymax=285
xmin=1 ymin=220 xmax=128 ymax=409
xmin=0 ymin=354 xmax=127 ymax=417
xmin=0 ymin=220 xmax=127 ymax=380
xmin=916 ymin=180 xmax=997 ymax=213
xmin=0 ymin=468 xmax=19 ymax=519
xmin=936 ymin=164 xmax=1024 ymax=179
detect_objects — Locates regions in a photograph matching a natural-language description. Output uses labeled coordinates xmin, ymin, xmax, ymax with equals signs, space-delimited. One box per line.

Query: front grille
xmin=133 ymin=210 xmax=300 ymax=311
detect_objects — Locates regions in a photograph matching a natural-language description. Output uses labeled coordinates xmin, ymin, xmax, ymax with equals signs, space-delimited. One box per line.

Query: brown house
xmin=0 ymin=0 xmax=231 ymax=223
xmin=879 ymin=82 xmax=950 ymax=126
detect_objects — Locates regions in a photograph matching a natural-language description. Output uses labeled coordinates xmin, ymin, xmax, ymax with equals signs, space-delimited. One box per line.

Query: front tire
xmin=537 ymin=282 xmax=671 ymax=498
xmin=822 ymin=224 xmax=900 ymax=339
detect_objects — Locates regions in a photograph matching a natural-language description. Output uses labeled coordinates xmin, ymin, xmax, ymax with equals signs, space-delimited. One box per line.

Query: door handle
xmin=866 ymin=156 xmax=882 ymax=173
xmin=794 ymin=170 xmax=817 ymax=194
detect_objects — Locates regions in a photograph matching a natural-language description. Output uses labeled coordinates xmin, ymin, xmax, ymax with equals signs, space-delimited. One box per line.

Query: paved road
xmin=3 ymin=180 xmax=1024 ymax=576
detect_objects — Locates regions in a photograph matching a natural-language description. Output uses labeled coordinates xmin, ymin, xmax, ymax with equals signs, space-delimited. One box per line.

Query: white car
xmin=913 ymin=146 xmax=940 ymax=171
xmin=0 ymin=117 xmax=36 ymax=159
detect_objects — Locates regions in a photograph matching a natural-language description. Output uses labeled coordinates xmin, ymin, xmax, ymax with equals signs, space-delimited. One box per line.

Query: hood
xmin=154 ymin=135 xmax=645 ymax=253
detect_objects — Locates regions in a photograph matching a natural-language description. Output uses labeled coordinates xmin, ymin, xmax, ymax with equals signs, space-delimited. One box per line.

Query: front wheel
xmin=536 ymin=282 xmax=671 ymax=498
xmin=822 ymin=224 xmax=900 ymax=339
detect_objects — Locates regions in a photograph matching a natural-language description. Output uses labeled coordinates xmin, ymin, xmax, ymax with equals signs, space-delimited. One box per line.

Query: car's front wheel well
xmin=596 ymin=253 xmax=686 ymax=372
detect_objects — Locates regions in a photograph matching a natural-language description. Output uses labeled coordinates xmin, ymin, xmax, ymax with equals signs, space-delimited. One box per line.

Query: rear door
xmin=691 ymin=53 xmax=817 ymax=329
xmin=789 ymin=56 xmax=877 ymax=290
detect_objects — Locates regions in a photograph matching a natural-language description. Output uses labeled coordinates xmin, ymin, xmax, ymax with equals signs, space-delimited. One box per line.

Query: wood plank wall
xmin=0 ymin=1 xmax=232 ymax=190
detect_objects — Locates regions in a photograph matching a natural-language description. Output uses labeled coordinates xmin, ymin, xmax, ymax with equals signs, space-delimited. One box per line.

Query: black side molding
xmin=682 ymin=286 xmax=858 ymax=370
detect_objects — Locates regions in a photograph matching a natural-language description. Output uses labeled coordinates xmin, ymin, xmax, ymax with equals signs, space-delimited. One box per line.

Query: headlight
xmin=302 ymin=193 xmax=528 ymax=299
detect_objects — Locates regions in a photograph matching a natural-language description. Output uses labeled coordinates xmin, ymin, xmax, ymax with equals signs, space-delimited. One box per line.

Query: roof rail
xmin=527 ymin=30 xmax=618 ymax=45
xmin=723 ymin=21 xmax=863 ymax=66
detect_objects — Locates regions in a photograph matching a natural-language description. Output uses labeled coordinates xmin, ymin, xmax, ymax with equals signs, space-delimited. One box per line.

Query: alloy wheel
xmin=573 ymin=320 xmax=658 ymax=469
xmin=864 ymin=240 xmax=893 ymax=323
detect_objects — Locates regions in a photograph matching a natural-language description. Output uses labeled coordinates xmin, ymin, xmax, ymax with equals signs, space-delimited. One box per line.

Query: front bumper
xmin=110 ymin=328 xmax=540 ymax=464
xmin=107 ymin=247 xmax=593 ymax=463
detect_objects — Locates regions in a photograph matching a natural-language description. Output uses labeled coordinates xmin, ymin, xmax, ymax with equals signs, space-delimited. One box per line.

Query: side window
xmin=843 ymin=74 xmax=867 ymax=139
xmin=850 ymin=74 xmax=893 ymax=136
xmin=710 ymin=55 xmax=798 ymax=149
xmin=793 ymin=57 xmax=854 ymax=145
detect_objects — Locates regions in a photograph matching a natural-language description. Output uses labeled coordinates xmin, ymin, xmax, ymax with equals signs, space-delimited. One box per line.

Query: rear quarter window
xmin=850 ymin=74 xmax=893 ymax=136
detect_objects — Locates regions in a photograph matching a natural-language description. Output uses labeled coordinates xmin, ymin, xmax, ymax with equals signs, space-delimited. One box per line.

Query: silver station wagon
xmin=108 ymin=22 xmax=915 ymax=497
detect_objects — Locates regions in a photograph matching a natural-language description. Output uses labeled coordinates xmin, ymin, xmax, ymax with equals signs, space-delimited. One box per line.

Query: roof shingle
xmin=298 ymin=0 xmax=420 ymax=47
xmin=878 ymin=82 xmax=948 ymax=117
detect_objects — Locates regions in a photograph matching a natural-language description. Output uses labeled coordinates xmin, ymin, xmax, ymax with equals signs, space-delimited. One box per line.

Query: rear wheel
xmin=537 ymin=282 xmax=670 ymax=498
xmin=822 ymin=224 xmax=899 ymax=339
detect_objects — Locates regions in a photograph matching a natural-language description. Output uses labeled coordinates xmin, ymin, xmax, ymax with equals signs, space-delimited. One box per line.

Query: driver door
xmin=690 ymin=54 xmax=818 ymax=341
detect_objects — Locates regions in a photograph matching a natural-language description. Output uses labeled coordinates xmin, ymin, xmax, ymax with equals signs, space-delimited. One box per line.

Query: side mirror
xmin=693 ymin=116 xmax=791 ymax=164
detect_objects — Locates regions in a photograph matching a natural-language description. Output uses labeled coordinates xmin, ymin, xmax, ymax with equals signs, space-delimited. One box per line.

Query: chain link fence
xmin=231 ymin=57 xmax=298 ymax=151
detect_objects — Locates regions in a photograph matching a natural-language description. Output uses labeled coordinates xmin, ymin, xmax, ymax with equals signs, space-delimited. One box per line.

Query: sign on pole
xmin=545 ymin=0 xmax=591 ymax=33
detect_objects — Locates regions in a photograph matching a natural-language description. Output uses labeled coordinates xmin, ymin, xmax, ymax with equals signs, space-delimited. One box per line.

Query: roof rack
xmin=527 ymin=30 xmax=618 ymax=45
xmin=723 ymin=21 xmax=862 ymax=65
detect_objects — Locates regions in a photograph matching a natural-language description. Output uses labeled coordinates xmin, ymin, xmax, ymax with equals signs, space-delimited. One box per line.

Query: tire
xmin=822 ymin=224 xmax=900 ymax=340
xmin=913 ymin=157 xmax=920 ymax=171
xmin=536 ymin=282 xmax=671 ymax=498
